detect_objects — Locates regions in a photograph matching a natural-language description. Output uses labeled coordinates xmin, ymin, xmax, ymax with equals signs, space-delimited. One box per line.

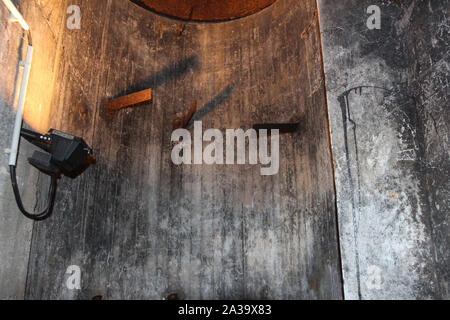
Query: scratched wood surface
xmin=25 ymin=0 xmax=343 ymax=299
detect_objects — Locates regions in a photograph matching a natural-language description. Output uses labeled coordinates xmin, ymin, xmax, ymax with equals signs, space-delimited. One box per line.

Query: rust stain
xmin=177 ymin=22 xmax=184 ymax=36
xmin=301 ymin=10 xmax=318 ymax=39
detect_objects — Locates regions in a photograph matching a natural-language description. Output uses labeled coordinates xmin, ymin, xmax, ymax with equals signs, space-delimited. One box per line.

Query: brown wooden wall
xmin=25 ymin=0 xmax=343 ymax=299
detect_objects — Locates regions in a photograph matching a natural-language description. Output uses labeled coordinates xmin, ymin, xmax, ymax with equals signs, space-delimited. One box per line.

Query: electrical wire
xmin=9 ymin=165 xmax=57 ymax=221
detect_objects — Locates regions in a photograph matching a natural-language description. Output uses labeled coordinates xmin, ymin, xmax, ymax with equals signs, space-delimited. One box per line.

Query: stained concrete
xmin=0 ymin=0 xmax=68 ymax=299
xmin=24 ymin=0 xmax=342 ymax=299
xmin=0 ymin=0 xmax=448 ymax=300
xmin=318 ymin=0 xmax=449 ymax=299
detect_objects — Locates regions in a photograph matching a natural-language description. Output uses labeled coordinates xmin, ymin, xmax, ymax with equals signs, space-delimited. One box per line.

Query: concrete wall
xmin=0 ymin=0 xmax=448 ymax=300
xmin=0 ymin=0 xmax=68 ymax=299
xmin=318 ymin=0 xmax=449 ymax=299
xmin=25 ymin=0 xmax=343 ymax=300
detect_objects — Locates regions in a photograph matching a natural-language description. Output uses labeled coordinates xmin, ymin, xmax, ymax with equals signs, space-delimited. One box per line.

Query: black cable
xmin=10 ymin=165 xmax=57 ymax=221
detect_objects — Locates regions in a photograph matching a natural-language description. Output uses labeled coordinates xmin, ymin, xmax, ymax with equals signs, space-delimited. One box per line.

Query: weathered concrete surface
xmin=25 ymin=0 xmax=343 ymax=299
xmin=0 ymin=0 xmax=67 ymax=299
xmin=2 ymin=0 xmax=447 ymax=300
xmin=318 ymin=0 xmax=449 ymax=299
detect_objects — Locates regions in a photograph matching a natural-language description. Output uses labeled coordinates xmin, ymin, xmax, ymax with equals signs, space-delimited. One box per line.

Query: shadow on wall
xmin=111 ymin=55 xmax=200 ymax=99
xmin=187 ymin=84 xmax=234 ymax=127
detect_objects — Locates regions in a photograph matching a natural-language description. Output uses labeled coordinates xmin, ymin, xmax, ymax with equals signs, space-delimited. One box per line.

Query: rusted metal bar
xmin=173 ymin=99 xmax=197 ymax=129
xmin=105 ymin=88 xmax=152 ymax=115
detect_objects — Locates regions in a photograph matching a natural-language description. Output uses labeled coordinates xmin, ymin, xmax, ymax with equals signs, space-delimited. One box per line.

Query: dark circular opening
xmin=131 ymin=0 xmax=278 ymax=22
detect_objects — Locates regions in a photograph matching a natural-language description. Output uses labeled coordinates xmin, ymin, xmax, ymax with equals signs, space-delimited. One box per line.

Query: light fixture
xmin=10 ymin=129 xmax=94 ymax=220
xmin=2 ymin=0 xmax=29 ymax=30
xmin=3 ymin=0 xmax=94 ymax=220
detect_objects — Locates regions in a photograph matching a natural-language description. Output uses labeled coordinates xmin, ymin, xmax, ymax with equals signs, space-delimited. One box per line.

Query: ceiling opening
xmin=130 ymin=0 xmax=278 ymax=22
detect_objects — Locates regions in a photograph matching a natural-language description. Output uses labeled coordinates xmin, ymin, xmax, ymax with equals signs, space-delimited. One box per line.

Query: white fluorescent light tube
xmin=9 ymin=45 xmax=33 ymax=166
xmin=2 ymin=0 xmax=29 ymax=30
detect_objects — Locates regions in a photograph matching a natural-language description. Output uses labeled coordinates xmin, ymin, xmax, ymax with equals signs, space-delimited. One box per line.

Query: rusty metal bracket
xmin=173 ymin=99 xmax=197 ymax=129
xmin=105 ymin=88 xmax=152 ymax=116
xmin=252 ymin=123 xmax=300 ymax=134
